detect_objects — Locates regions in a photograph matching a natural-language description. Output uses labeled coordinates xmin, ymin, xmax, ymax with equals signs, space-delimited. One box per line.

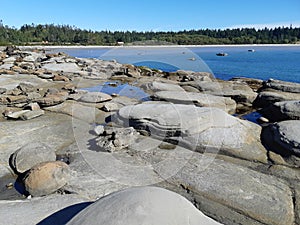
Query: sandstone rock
xmin=154 ymin=91 xmax=236 ymax=113
xmin=37 ymin=92 xmax=68 ymax=107
xmin=114 ymin=103 xmax=267 ymax=163
xmin=79 ymin=92 xmax=112 ymax=103
xmin=262 ymin=100 xmax=300 ymax=121
xmin=9 ymin=142 xmax=56 ymax=174
xmin=20 ymin=109 xmax=44 ymax=120
xmin=53 ymin=75 xmax=70 ymax=82
xmin=24 ymin=161 xmax=71 ymax=197
xmin=66 ymin=186 xmax=222 ymax=225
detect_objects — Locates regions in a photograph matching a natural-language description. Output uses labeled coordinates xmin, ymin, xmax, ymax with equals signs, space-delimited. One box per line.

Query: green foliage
xmin=0 ymin=23 xmax=299 ymax=45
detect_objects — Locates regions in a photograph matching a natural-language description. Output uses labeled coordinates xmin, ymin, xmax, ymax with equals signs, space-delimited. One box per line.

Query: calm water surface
xmin=54 ymin=45 xmax=300 ymax=83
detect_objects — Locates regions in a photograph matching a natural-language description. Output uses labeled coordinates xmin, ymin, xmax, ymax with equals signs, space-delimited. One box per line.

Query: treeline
xmin=0 ymin=22 xmax=300 ymax=45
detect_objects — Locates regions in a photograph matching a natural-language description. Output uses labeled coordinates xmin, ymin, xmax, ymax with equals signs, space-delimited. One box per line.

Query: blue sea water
xmin=55 ymin=45 xmax=300 ymax=83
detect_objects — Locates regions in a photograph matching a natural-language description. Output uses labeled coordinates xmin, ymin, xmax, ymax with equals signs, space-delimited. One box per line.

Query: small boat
xmin=216 ymin=52 xmax=228 ymax=56
xmin=248 ymin=49 xmax=255 ymax=52
xmin=188 ymin=57 xmax=196 ymax=61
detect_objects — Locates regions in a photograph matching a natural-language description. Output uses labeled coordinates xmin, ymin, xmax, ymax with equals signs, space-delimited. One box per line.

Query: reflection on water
xmin=82 ymin=81 xmax=150 ymax=101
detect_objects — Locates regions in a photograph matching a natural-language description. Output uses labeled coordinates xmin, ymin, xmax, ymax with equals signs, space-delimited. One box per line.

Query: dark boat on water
xmin=216 ymin=52 xmax=228 ymax=56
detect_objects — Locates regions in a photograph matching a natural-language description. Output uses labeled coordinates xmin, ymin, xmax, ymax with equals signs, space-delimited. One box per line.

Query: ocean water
xmin=55 ymin=45 xmax=300 ymax=83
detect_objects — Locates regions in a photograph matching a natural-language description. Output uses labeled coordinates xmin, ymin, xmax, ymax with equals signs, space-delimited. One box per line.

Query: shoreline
xmin=16 ymin=43 xmax=300 ymax=49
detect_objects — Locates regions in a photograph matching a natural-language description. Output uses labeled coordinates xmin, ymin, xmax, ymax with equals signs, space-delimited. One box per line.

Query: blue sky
xmin=1 ymin=0 xmax=300 ymax=31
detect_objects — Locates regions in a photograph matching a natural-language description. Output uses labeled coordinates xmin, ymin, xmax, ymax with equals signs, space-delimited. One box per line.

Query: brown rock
xmin=24 ymin=161 xmax=71 ymax=197
xmin=53 ymin=75 xmax=70 ymax=82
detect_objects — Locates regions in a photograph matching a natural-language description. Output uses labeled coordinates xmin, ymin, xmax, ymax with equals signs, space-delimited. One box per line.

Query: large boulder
xmin=153 ymin=91 xmax=236 ymax=113
xmin=113 ymin=103 xmax=267 ymax=163
xmin=262 ymin=120 xmax=300 ymax=166
xmin=9 ymin=142 xmax=56 ymax=174
xmin=262 ymin=100 xmax=300 ymax=121
xmin=66 ymin=186 xmax=222 ymax=225
xmin=24 ymin=161 xmax=71 ymax=197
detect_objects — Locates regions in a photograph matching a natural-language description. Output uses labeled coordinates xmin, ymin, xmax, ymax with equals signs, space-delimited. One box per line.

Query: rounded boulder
xmin=24 ymin=161 xmax=71 ymax=197
xmin=67 ymin=186 xmax=221 ymax=225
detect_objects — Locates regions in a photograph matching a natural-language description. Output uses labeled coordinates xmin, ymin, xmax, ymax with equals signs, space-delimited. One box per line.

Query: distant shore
xmin=13 ymin=43 xmax=300 ymax=50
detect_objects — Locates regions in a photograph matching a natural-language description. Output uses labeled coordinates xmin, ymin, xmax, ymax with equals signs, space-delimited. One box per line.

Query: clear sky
xmin=1 ymin=0 xmax=300 ymax=31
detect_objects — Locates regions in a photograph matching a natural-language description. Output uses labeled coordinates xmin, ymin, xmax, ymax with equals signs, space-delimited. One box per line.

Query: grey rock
xmin=254 ymin=91 xmax=300 ymax=108
xmin=263 ymin=100 xmax=300 ymax=121
xmin=37 ymin=73 xmax=55 ymax=79
xmin=100 ymin=102 xmax=120 ymax=112
xmin=26 ymin=92 xmax=42 ymax=100
xmin=42 ymin=62 xmax=81 ymax=73
xmin=20 ymin=109 xmax=44 ymax=120
xmin=0 ymin=63 xmax=14 ymax=70
xmin=0 ymin=194 xmax=89 ymax=225
xmin=154 ymin=91 xmax=236 ymax=113
xmin=79 ymin=92 xmax=112 ymax=103
xmin=97 ymin=127 xmax=139 ymax=152
xmin=0 ymin=88 xmax=6 ymax=94
xmin=269 ymin=120 xmax=300 ymax=156
xmin=94 ymin=125 xmax=105 ymax=135
xmin=114 ymin=103 xmax=267 ymax=163
xmin=141 ymin=81 xmax=185 ymax=92
xmin=17 ymin=82 xmax=36 ymax=93
xmin=25 ymin=102 xmax=41 ymax=111
xmin=6 ymin=110 xmax=30 ymax=119
xmin=157 ymin=148 xmax=294 ymax=225
xmin=67 ymin=187 xmax=222 ymax=225
xmin=263 ymin=79 xmax=300 ymax=93
xmin=24 ymin=161 xmax=71 ymax=197
xmin=0 ymin=113 xmax=77 ymax=165
xmin=2 ymin=56 xmax=16 ymax=63
xmin=182 ymin=80 xmax=257 ymax=104
xmin=9 ymin=142 xmax=56 ymax=174
xmin=44 ymin=100 xmax=107 ymax=123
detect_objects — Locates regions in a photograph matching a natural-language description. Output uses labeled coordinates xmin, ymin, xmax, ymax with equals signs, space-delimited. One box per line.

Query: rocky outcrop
xmin=23 ymin=161 xmax=71 ymax=197
xmin=262 ymin=120 xmax=300 ymax=166
xmin=180 ymin=80 xmax=257 ymax=106
xmin=66 ymin=186 xmax=222 ymax=225
xmin=95 ymin=126 xmax=139 ymax=152
xmin=254 ymin=79 xmax=300 ymax=108
xmin=262 ymin=100 xmax=300 ymax=121
xmin=114 ymin=103 xmax=267 ymax=163
xmin=153 ymin=90 xmax=236 ymax=113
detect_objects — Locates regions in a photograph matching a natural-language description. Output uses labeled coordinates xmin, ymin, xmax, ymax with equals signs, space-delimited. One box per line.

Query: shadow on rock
xmin=37 ymin=202 xmax=92 ymax=225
